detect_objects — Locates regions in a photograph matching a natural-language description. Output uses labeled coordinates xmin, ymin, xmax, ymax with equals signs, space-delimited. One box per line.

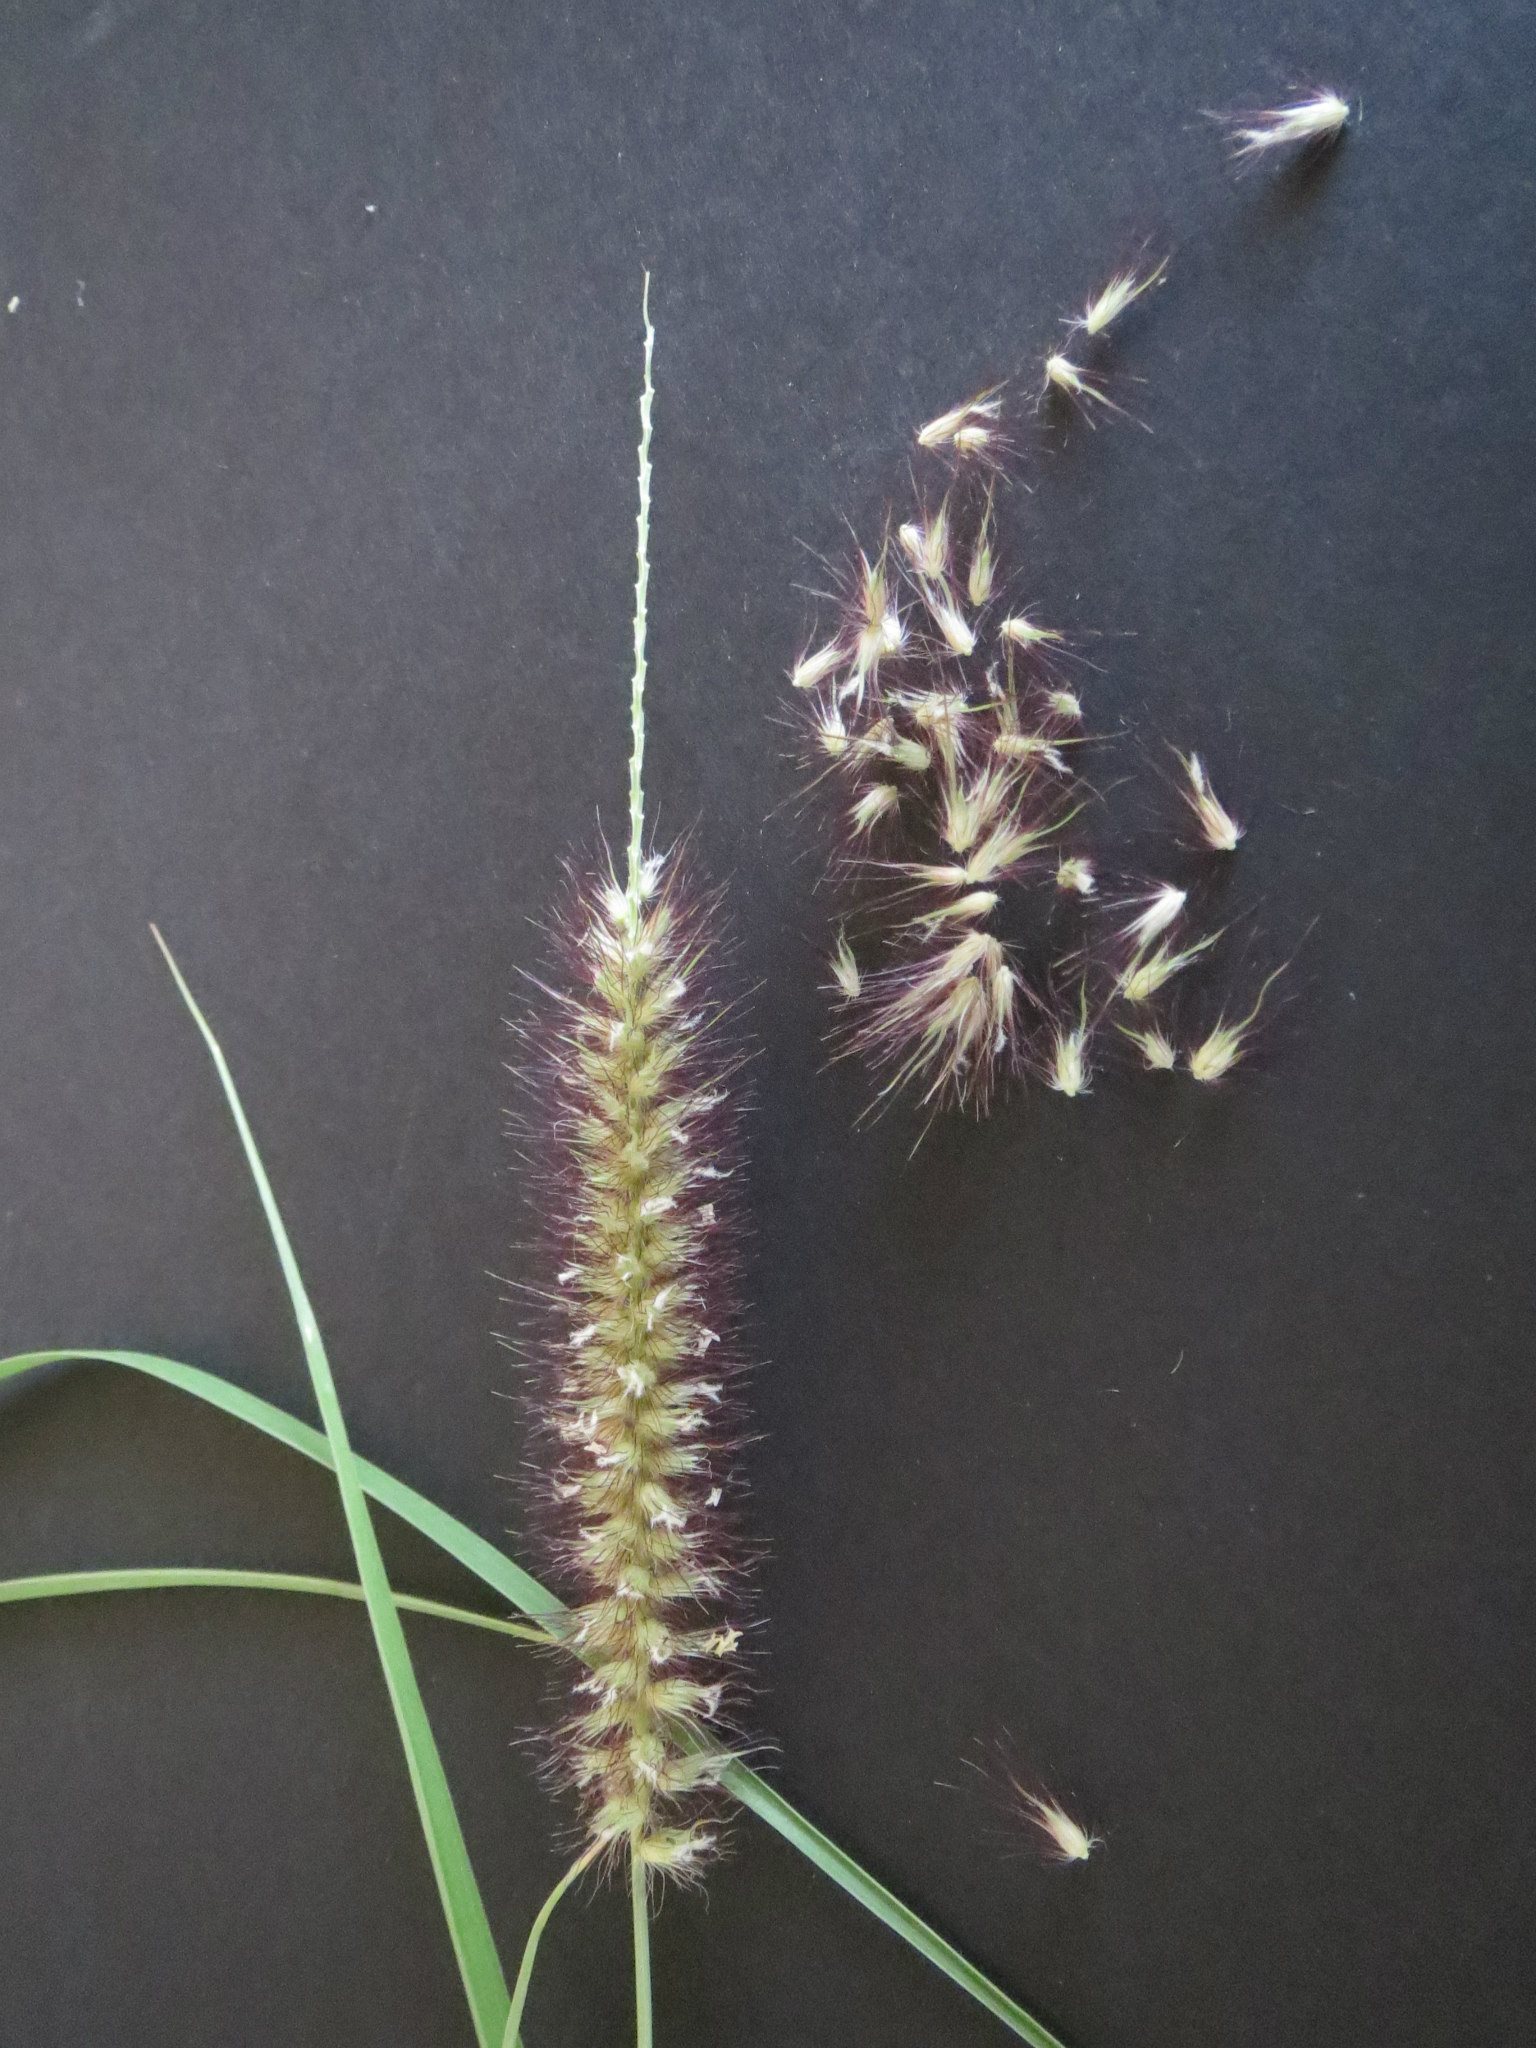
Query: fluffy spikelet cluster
xmin=798 ymin=473 xmax=1093 ymax=1111
xmin=1215 ymin=89 xmax=1351 ymax=166
xmin=788 ymin=342 xmax=1253 ymax=1112
xmin=535 ymin=848 xmax=746 ymax=1875
xmin=782 ymin=137 xmax=1332 ymax=1113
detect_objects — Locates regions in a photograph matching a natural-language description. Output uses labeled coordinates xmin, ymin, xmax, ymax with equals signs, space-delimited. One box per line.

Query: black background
xmin=2 ymin=4 xmax=1533 ymax=2045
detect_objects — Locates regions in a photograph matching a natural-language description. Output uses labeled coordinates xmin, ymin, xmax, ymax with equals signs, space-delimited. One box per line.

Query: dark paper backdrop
xmin=1 ymin=4 xmax=1532 ymax=2045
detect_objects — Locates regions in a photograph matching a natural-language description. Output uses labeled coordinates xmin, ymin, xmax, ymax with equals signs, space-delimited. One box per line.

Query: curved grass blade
xmin=501 ymin=1841 xmax=603 ymax=2048
xmin=0 ymin=1349 xmax=1064 ymax=2047
xmin=0 ymin=1567 xmax=552 ymax=1644
xmin=147 ymin=930 xmax=513 ymax=2048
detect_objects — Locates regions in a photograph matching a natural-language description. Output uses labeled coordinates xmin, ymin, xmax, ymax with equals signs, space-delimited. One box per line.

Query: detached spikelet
xmin=850 ymin=929 xmax=1020 ymax=1112
xmin=1119 ymin=929 xmax=1221 ymax=1004
xmin=1015 ymin=1790 xmax=1101 ymax=1866
xmin=916 ymin=389 xmax=1003 ymax=453
xmin=828 ymin=927 xmax=861 ymax=1003
xmin=1217 ymin=90 xmax=1350 ymax=164
xmin=850 ymin=781 xmax=901 ymax=836
xmin=1118 ymin=883 xmax=1187 ymax=949
xmin=967 ymin=490 xmax=998 ymax=607
xmin=533 ymin=851 xmax=746 ymax=1873
xmin=1041 ymin=352 xmax=1133 ymax=426
xmin=922 ymin=583 xmax=977 ymax=657
xmin=1177 ymin=750 xmax=1244 ymax=852
xmin=1120 ymin=1021 xmax=1177 ymax=1071
xmin=1070 ymin=256 xmax=1169 ymax=338
xmin=999 ymin=611 xmax=1065 ymax=652
xmin=898 ymin=498 xmax=952 ymax=583
xmin=1187 ymin=963 xmax=1288 ymax=1082
xmin=790 ymin=637 xmax=845 ymax=693
xmin=1056 ymin=856 xmax=1096 ymax=897
xmin=1044 ymin=985 xmax=1093 ymax=1097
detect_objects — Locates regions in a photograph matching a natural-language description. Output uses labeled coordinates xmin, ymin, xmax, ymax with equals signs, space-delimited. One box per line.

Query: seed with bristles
xmin=1187 ymin=964 xmax=1289 ymax=1082
xmin=953 ymin=422 xmax=994 ymax=458
xmin=1015 ymin=1790 xmax=1100 ymax=1865
xmin=1218 ymin=90 xmax=1350 ymax=164
xmin=1071 ymin=256 xmax=1169 ymax=338
xmin=923 ymin=585 xmax=976 ymax=657
xmin=898 ymin=498 xmax=952 ymax=583
xmin=850 ymin=550 xmax=904 ymax=692
xmin=993 ymin=732 xmax=1068 ymax=772
xmin=999 ymin=612 xmax=1065 ymax=650
xmin=906 ymin=888 xmax=1000 ymax=931
xmin=1119 ymin=884 xmax=1186 ymax=949
xmin=941 ymin=759 xmax=1016 ymax=855
xmin=1041 ymin=352 xmax=1133 ymax=424
xmin=916 ymin=390 xmax=1002 ymax=451
xmin=810 ymin=699 xmax=849 ymax=760
xmin=1046 ymin=688 xmax=1082 ymax=721
xmin=791 ymin=638 xmax=846 ymax=692
xmin=849 ymin=929 xmax=1019 ymax=1109
xmin=850 ymin=782 xmax=900 ymax=835
xmin=1119 ymin=930 xmax=1221 ymax=1004
xmin=967 ymin=491 xmax=997 ymax=607
xmin=1120 ymin=1022 xmax=1177 ymax=1071
xmin=829 ymin=928 xmax=860 ymax=1003
xmin=1056 ymin=856 xmax=1096 ymax=897
xmin=1046 ymin=999 xmax=1093 ymax=1098
xmin=855 ymin=722 xmax=930 ymax=774
xmin=1177 ymin=751 xmax=1244 ymax=852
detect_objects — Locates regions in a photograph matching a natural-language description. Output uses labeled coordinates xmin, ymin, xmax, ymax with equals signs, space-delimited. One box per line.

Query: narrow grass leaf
xmin=147 ymin=932 xmax=512 ymax=2048
xmin=0 ymin=1567 xmax=552 ymax=1643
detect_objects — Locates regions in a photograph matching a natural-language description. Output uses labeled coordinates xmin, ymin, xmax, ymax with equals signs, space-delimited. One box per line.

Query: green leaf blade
xmin=147 ymin=932 xmax=513 ymax=2048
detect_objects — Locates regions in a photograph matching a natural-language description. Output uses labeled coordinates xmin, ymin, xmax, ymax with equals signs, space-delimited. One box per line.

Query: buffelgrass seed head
xmin=1119 ymin=1020 xmax=1177 ymax=1071
xmin=828 ymin=926 xmax=861 ymax=1002
xmin=921 ymin=581 xmax=977 ymax=657
xmin=1177 ymin=750 xmax=1243 ymax=852
xmin=1016 ymin=1789 xmax=1101 ymax=1865
xmin=1118 ymin=883 xmax=1187 ymax=949
xmin=849 ymin=928 xmax=1021 ymax=1111
xmin=1118 ymin=929 xmax=1222 ymax=1004
xmin=951 ymin=1737 xmax=1102 ymax=1868
xmin=1044 ymin=984 xmax=1093 ymax=1097
xmin=898 ymin=496 xmax=952 ymax=583
xmin=1217 ymin=90 xmax=1351 ymax=165
xmin=1187 ymin=962 xmax=1289 ymax=1082
xmin=1046 ymin=688 xmax=1083 ymax=722
xmin=850 ymin=780 xmax=902 ymax=836
xmin=790 ymin=637 xmax=846 ymax=693
xmin=523 ymin=849 xmax=749 ymax=1876
xmin=967 ymin=491 xmax=997 ymax=607
xmin=1040 ymin=351 xmax=1135 ymax=426
xmin=916 ymin=389 xmax=1003 ymax=455
xmin=998 ymin=611 xmax=1065 ymax=651
xmin=1069 ymin=255 xmax=1169 ymax=338
xmin=1056 ymin=856 xmax=1096 ymax=896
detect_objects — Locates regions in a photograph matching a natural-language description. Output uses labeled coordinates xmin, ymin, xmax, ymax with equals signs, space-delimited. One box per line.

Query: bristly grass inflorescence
xmin=516 ymin=281 xmax=748 ymax=1881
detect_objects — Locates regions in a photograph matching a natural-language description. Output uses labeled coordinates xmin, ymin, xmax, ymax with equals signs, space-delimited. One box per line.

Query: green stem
xmin=626 ymin=272 xmax=655 ymax=903
xmin=501 ymin=1840 xmax=603 ymax=2048
xmin=631 ymin=1844 xmax=654 ymax=2048
xmin=0 ymin=1566 xmax=554 ymax=1644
